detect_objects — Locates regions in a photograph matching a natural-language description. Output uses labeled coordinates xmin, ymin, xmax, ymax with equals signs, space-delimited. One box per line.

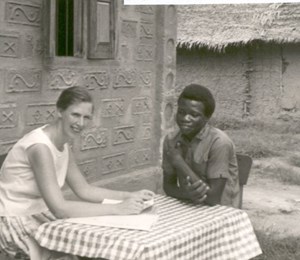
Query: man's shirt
xmin=163 ymin=124 xmax=240 ymax=208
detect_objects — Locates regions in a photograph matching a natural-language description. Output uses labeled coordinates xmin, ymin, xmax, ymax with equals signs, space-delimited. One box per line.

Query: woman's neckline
xmin=41 ymin=124 xmax=65 ymax=153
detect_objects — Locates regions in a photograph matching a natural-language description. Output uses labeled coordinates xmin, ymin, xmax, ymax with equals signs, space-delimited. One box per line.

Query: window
xmin=56 ymin=0 xmax=74 ymax=56
xmin=46 ymin=0 xmax=115 ymax=59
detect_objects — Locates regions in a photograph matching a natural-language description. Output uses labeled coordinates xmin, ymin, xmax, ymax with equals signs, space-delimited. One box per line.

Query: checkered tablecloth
xmin=35 ymin=195 xmax=262 ymax=260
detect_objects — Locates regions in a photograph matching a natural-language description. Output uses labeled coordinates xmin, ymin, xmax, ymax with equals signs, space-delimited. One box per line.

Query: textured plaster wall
xmin=249 ymin=44 xmax=282 ymax=117
xmin=0 ymin=0 xmax=44 ymax=142
xmin=176 ymin=43 xmax=300 ymax=122
xmin=176 ymin=48 xmax=248 ymax=120
xmin=0 ymin=1 xmax=177 ymax=192
xmin=281 ymin=44 xmax=300 ymax=114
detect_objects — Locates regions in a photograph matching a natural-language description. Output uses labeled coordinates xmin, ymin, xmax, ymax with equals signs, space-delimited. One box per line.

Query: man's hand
xmin=183 ymin=176 xmax=210 ymax=204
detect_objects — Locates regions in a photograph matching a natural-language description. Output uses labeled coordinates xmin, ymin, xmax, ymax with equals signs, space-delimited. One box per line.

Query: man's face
xmin=176 ymin=98 xmax=209 ymax=140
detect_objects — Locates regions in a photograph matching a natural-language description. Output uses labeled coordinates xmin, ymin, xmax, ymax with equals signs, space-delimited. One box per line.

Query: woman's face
xmin=59 ymin=102 xmax=93 ymax=138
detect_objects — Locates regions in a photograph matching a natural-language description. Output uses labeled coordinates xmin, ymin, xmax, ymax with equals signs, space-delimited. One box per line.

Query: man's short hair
xmin=178 ymin=84 xmax=215 ymax=118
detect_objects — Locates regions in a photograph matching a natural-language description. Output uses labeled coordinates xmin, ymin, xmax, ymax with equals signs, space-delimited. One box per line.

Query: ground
xmin=243 ymin=157 xmax=300 ymax=238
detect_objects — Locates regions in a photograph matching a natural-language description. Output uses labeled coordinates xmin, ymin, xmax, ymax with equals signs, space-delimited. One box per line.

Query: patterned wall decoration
xmin=139 ymin=70 xmax=152 ymax=88
xmin=140 ymin=20 xmax=154 ymax=40
xmin=5 ymin=1 xmax=41 ymax=27
xmin=0 ymin=139 xmax=17 ymax=154
xmin=136 ymin=44 xmax=154 ymax=61
xmin=129 ymin=148 xmax=152 ymax=168
xmin=24 ymin=34 xmax=43 ymax=57
xmin=164 ymin=101 xmax=175 ymax=125
xmin=135 ymin=6 xmax=154 ymax=14
xmin=161 ymin=5 xmax=177 ymax=134
xmin=121 ymin=20 xmax=137 ymax=38
xmin=120 ymin=44 xmax=130 ymax=60
xmin=81 ymin=127 xmax=108 ymax=151
xmin=0 ymin=5 xmax=171 ymax=184
xmin=166 ymin=5 xmax=176 ymax=26
xmin=34 ymin=38 xmax=43 ymax=55
xmin=101 ymin=98 xmax=125 ymax=117
xmin=83 ymin=71 xmax=110 ymax=90
xmin=112 ymin=125 xmax=135 ymax=145
xmin=0 ymin=33 xmax=20 ymax=58
xmin=132 ymin=97 xmax=152 ymax=115
xmin=113 ymin=69 xmax=137 ymax=89
xmin=0 ymin=103 xmax=17 ymax=129
xmin=102 ymin=152 xmax=126 ymax=174
xmin=165 ymin=72 xmax=174 ymax=90
xmin=26 ymin=103 xmax=56 ymax=126
xmin=166 ymin=39 xmax=175 ymax=66
xmin=24 ymin=34 xmax=34 ymax=57
xmin=140 ymin=124 xmax=152 ymax=140
xmin=78 ymin=158 xmax=97 ymax=179
xmin=48 ymin=70 xmax=78 ymax=90
xmin=5 ymin=69 xmax=41 ymax=93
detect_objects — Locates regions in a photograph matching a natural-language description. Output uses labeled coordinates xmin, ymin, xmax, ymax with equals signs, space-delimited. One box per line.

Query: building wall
xmin=176 ymin=48 xmax=247 ymax=120
xmin=247 ymin=44 xmax=282 ymax=117
xmin=176 ymin=43 xmax=300 ymax=124
xmin=0 ymin=1 xmax=177 ymax=193
xmin=281 ymin=44 xmax=300 ymax=114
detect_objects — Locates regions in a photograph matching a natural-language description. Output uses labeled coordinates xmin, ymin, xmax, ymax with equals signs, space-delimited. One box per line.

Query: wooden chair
xmin=236 ymin=153 xmax=253 ymax=209
xmin=0 ymin=153 xmax=7 ymax=169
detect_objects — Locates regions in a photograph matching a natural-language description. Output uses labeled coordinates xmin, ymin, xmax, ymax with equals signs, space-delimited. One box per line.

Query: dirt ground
xmin=243 ymin=158 xmax=300 ymax=238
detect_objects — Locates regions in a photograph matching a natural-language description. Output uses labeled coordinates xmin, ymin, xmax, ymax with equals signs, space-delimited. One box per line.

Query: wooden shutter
xmin=88 ymin=0 xmax=115 ymax=59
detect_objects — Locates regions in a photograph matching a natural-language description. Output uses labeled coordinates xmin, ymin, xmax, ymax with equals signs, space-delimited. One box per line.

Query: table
xmin=35 ymin=195 xmax=262 ymax=260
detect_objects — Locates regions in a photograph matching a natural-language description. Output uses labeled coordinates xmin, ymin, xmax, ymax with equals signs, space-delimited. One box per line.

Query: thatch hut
xmin=176 ymin=3 xmax=300 ymax=121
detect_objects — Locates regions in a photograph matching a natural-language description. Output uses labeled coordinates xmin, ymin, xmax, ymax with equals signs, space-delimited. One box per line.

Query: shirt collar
xmin=179 ymin=123 xmax=210 ymax=143
xmin=194 ymin=123 xmax=210 ymax=141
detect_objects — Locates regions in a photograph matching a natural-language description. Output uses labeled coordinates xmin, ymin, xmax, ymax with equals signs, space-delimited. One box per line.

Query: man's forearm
xmin=163 ymin=182 xmax=190 ymax=200
xmin=173 ymin=156 xmax=200 ymax=183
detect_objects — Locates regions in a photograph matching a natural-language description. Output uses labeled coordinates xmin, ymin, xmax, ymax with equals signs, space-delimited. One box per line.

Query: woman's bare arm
xmin=27 ymin=144 xmax=150 ymax=218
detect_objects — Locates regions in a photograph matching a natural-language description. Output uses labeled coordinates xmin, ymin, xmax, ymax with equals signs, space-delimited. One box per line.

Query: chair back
xmin=236 ymin=153 xmax=252 ymax=209
xmin=0 ymin=153 xmax=8 ymax=169
xmin=236 ymin=154 xmax=252 ymax=186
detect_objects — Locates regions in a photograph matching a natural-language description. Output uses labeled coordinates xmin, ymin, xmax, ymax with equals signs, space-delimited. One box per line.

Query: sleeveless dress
xmin=0 ymin=125 xmax=69 ymax=259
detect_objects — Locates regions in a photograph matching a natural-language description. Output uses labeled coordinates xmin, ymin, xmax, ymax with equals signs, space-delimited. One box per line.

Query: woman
xmin=0 ymin=87 xmax=154 ymax=260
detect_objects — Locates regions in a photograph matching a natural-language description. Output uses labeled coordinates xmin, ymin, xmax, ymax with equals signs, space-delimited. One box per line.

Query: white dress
xmin=0 ymin=125 xmax=70 ymax=259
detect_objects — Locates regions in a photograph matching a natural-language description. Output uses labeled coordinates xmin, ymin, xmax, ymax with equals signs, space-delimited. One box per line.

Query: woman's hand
xmin=115 ymin=197 xmax=145 ymax=215
xmin=114 ymin=190 xmax=155 ymax=215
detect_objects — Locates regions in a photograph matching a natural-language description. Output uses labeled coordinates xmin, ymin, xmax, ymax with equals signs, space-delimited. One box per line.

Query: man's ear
xmin=204 ymin=116 xmax=210 ymax=124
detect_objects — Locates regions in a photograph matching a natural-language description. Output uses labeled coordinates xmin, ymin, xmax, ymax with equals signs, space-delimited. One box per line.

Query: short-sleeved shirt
xmin=0 ymin=125 xmax=69 ymax=216
xmin=163 ymin=124 xmax=240 ymax=208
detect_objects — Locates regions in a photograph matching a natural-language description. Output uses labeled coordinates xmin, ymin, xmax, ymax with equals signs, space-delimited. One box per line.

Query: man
xmin=162 ymin=84 xmax=240 ymax=208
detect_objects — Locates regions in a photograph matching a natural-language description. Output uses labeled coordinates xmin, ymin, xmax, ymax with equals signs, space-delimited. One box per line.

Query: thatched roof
xmin=177 ymin=3 xmax=300 ymax=50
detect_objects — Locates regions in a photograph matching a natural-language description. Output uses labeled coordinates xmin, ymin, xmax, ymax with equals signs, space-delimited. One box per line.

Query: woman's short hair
xmin=56 ymin=86 xmax=93 ymax=111
xmin=178 ymin=84 xmax=215 ymax=118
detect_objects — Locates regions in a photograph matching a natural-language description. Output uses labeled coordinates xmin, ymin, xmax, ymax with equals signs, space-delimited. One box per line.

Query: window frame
xmin=44 ymin=0 xmax=115 ymax=60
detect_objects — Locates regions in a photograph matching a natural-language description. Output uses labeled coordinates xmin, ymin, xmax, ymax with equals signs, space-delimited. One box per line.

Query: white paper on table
xmin=65 ymin=199 xmax=158 ymax=231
